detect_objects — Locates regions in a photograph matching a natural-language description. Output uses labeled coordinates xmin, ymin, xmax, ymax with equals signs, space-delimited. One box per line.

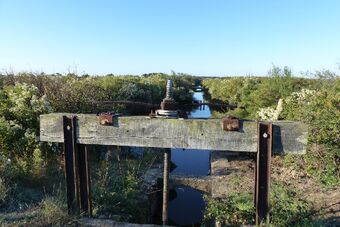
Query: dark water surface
xmin=170 ymin=148 xmax=210 ymax=176
xmin=168 ymin=186 xmax=205 ymax=226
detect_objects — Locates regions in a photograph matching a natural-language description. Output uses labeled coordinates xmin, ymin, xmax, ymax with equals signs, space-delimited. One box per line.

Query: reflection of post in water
xmin=162 ymin=148 xmax=170 ymax=225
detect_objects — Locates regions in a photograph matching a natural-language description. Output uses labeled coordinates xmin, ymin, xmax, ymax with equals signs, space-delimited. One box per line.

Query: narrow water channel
xmin=171 ymin=92 xmax=211 ymax=176
xmin=168 ymin=91 xmax=211 ymax=226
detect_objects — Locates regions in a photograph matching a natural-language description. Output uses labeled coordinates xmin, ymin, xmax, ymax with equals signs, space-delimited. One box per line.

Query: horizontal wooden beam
xmin=40 ymin=114 xmax=308 ymax=154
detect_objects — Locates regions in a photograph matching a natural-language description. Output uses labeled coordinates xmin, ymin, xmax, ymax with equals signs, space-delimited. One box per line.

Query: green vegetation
xmin=203 ymin=66 xmax=339 ymax=187
xmin=204 ymin=193 xmax=254 ymax=226
xmin=91 ymin=147 xmax=161 ymax=223
xmin=270 ymin=182 xmax=312 ymax=226
xmin=0 ymin=72 xmax=193 ymax=225
xmin=39 ymin=194 xmax=70 ymax=225
xmin=203 ymin=66 xmax=319 ymax=119
xmin=202 ymin=66 xmax=339 ymax=225
xmin=282 ymin=78 xmax=339 ymax=186
xmin=0 ymin=72 xmax=195 ymax=114
xmin=0 ymin=68 xmax=338 ymax=225
xmin=204 ymin=182 xmax=319 ymax=226
xmin=0 ymin=82 xmax=54 ymax=220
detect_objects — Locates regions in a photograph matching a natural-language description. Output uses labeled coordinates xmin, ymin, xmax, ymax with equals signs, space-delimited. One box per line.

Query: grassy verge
xmin=203 ymin=182 xmax=321 ymax=226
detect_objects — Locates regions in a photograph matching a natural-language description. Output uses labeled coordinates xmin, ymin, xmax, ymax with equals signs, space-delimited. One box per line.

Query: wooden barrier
xmin=40 ymin=113 xmax=308 ymax=225
xmin=40 ymin=114 xmax=307 ymax=154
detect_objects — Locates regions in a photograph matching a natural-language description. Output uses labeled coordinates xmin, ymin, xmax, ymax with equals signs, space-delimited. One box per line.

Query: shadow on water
xmin=168 ymin=91 xmax=211 ymax=226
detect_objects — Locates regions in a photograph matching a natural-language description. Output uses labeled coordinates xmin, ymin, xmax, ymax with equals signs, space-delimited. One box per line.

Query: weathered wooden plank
xmin=40 ymin=113 xmax=308 ymax=153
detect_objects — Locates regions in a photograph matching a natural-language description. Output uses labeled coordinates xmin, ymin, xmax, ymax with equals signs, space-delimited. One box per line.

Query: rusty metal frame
xmin=62 ymin=116 xmax=273 ymax=224
xmin=78 ymin=144 xmax=92 ymax=215
xmin=255 ymin=122 xmax=272 ymax=225
xmin=63 ymin=116 xmax=79 ymax=214
xmin=63 ymin=116 xmax=92 ymax=216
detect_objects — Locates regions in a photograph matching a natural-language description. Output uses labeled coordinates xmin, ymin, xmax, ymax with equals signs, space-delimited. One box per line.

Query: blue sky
xmin=0 ymin=0 xmax=339 ymax=76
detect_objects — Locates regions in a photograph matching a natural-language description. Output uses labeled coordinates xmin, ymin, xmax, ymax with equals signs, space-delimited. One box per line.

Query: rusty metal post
xmin=162 ymin=148 xmax=170 ymax=225
xmin=78 ymin=144 xmax=92 ymax=216
xmin=63 ymin=116 xmax=80 ymax=215
xmin=255 ymin=122 xmax=272 ymax=225
xmin=63 ymin=116 xmax=92 ymax=216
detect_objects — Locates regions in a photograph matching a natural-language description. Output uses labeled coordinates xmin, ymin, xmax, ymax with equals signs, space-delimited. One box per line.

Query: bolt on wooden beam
xmin=255 ymin=122 xmax=272 ymax=225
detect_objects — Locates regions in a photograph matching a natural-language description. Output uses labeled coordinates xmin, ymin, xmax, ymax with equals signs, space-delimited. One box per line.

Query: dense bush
xmin=0 ymin=83 xmax=51 ymax=179
xmin=0 ymin=72 xmax=195 ymax=114
xmin=281 ymin=77 xmax=340 ymax=186
xmin=203 ymin=66 xmax=318 ymax=119
xmin=203 ymin=67 xmax=339 ymax=186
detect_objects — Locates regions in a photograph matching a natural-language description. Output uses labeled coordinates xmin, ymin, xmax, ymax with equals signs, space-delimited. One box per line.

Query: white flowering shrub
xmin=4 ymin=83 xmax=51 ymax=127
xmin=281 ymin=89 xmax=317 ymax=121
xmin=257 ymin=99 xmax=283 ymax=121
xmin=257 ymin=83 xmax=339 ymax=186
xmin=287 ymin=89 xmax=316 ymax=105
xmin=257 ymin=89 xmax=316 ymax=121
xmin=0 ymin=83 xmax=51 ymax=177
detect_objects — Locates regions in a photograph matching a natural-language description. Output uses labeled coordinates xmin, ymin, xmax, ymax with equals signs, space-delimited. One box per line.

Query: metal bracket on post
xmin=255 ymin=122 xmax=272 ymax=225
xmin=63 ymin=116 xmax=92 ymax=216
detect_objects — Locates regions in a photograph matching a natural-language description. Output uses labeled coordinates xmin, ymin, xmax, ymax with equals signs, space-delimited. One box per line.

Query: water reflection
xmin=171 ymin=148 xmax=210 ymax=175
xmin=189 ymin=92 xmax=211 ymax=119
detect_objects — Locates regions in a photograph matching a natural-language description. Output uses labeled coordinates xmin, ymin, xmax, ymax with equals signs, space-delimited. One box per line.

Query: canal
xmin=168 ymin=91 xmax=211 ymax=226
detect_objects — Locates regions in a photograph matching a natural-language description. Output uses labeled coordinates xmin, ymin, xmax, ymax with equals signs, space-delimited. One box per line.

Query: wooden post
xmin=255 ymin=122 xmax=272 ymax=225
xmin=162 ymin=148 xmax=170 ymax=225
xmin=63 ymin=116 xmax=80 ymax=215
